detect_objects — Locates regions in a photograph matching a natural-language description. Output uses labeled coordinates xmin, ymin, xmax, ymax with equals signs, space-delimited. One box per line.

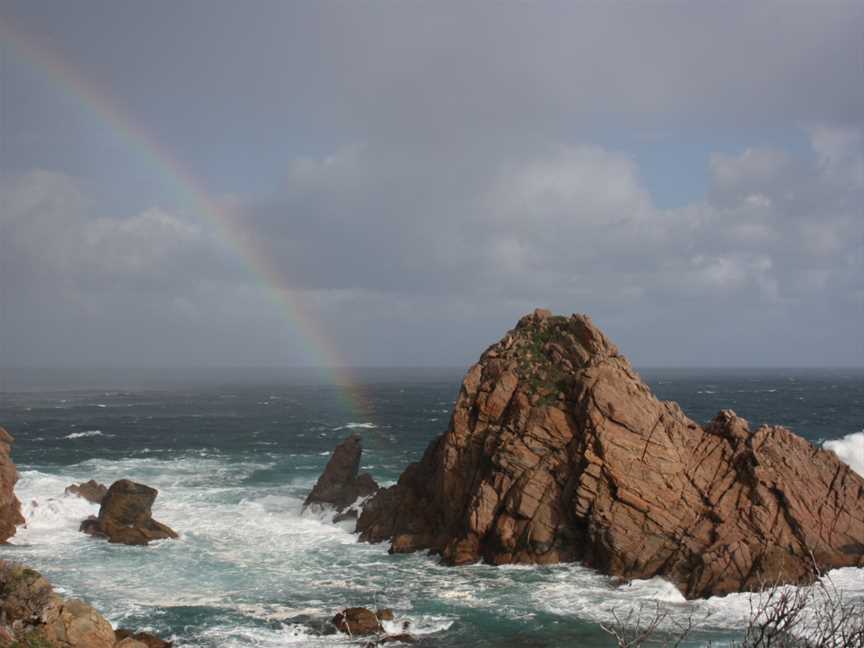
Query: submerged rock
xmin=80 ymin=479 xmax=177 ymax=545
xmin=65 ymin=480 xmax=108 ymax=505
xmin=356 ymin=309 xmax=864 ymax=598
xmin=114 ymin=629 xmax=173 ymax=648
xmin=304 ymin=434 xmax=379 ymax=515
xmin=0 ymin=427 xmax=24 ymax=543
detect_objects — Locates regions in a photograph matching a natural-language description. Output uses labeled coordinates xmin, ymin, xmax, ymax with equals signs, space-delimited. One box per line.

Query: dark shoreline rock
xmin=115 ymin=628 xmax=173 ymax=648
xmin=0 ymin=426 xmax=24 ymax=543
xmin=332 ymin=607 xmax=391 ymax=636
xmin=81 ymin=479 xmax=177 ymax=545
xmin=66 ymin=479 xmax=109 ymax=505
xmin=304 ymin=434 xmax=379 ymax=516
xmin=355 ymin=309 xmax=864 ymax=599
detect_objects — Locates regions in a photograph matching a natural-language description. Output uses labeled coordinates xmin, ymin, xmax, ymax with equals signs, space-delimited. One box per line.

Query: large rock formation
xmin=304 ymin=434 xmax=378 ymax=516
xmin=65 ymin=480 xmax=108 ymax=505
xmin=0 ymin=561 xmax=171 ymax=648
xmin=0 ymin=427 xmax=24 ymax=543
xmin=356 ymin=309 xmax=864 ymax=598
xmin=80 ymin=480 xmax=177 ymax=545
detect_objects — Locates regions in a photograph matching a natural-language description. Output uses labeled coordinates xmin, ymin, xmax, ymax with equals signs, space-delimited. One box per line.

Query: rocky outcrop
xmin=65 ymin=480 xmax=108 ymax=505
xmin=331 ymin=608 xmax=413 ymax=646
xmin=0 ymin=561 xmax=171 ymax=648
xmin=332 ymin=607 xmax=392 ymax=636
xmin=356 ymin=309 xmax=864 ymax=598
xmin=0 ymin=427 xmax=24 ymax=543
xmin=304 ymin=434 xmax=379 ymax=516
xmin=80 ymin=480 xmax=177 ymax=545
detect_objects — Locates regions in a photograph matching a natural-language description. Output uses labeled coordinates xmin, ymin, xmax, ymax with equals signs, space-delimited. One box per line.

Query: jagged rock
xmin=65 ymin=480 xmax=108 ymax=505
xmin=304 ymin=434 xmax=379 ymax=514
xmin=332 ymin=607 xmax=392 ymax=636
xmin=356 ymin=309 xmax=864 ymax=599
xmin=0 ymin=427 xmax=24 ymax=543
xmin=114 ymin=629 xmax=173 ymax=648
xmin=0 ymin=561 xmax=115 ymax=648
xmin=80 ymin=480 xmax=177 ymax=545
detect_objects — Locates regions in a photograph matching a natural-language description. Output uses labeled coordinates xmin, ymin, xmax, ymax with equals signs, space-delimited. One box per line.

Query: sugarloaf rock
xmin=0 ymin=426 xmax=24 ymax=543
xmin=356 ymin=309 xmax=864 ymax=598
xmin=80 ymin=479 xmax=177 ymax=545
xmin=304 ymin=433 xmax=379 ymax=515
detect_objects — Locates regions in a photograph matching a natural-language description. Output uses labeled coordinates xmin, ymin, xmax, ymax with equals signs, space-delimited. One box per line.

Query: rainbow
xmin=0 ymin=18 xmax=374 ymax=419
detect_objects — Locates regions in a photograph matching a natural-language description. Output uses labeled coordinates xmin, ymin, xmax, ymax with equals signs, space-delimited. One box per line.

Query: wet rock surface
xmin=356 ymin=309 xmax=864 ymax=598
xmin=304 ymin=434 xmax=379 ymax=515
xmin=80 ymin=479 xmax=177 ymax=545
xmin=65 ymin=480 xmax=108 ymax=505
xmin=114 ymin=629 xmax=173 ymax=648
xmin=332 ymin=607 xmax=388 ymax=636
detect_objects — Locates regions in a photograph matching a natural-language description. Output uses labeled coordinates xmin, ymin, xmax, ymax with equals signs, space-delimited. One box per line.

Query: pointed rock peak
xmin=304 ymin=433 xmax=379 ymax=513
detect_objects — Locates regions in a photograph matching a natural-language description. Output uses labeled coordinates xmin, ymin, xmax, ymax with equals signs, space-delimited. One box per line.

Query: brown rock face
xmin=0 ymin=427 xmax=24 ymax=543
xmin=356 ymin=310 xmax=864 ymax=598
xmin=332 ymin=607 xmax=392 ymax=636
xmin=65 ymin=480 xmax=108 ymax=505
xmin=80 ymin=479 xmax=178 ymax=545
xmin=304 ymin=434 xmax=379 ymax=513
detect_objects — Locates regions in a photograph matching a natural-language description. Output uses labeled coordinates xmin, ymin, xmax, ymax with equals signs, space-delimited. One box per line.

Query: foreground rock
xmin=356 ymin=309 xmax=864 ymax=598
xmin=0 ymin=560 xmax=172 ymax=648
xmin=0 ymin=560 xmax=171 ymax=648
xmin=65 ymin=479 xmax=108 ymax=504
xmin=304 ymin=434 xmax=379 ymax=517
xmin=80 ymin=480 xmax=177 ymax=545
xmin=0 ymin=427 xmax=24 ymax=543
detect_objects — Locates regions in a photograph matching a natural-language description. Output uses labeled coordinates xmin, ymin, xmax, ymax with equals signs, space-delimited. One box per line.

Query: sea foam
xmin=64 ymin=430 xmax=106 ymax=439
xmin=823 ymin=430 xmax=864 ymax=477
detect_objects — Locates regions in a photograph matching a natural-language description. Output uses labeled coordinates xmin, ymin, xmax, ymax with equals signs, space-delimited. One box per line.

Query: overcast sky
xmin=1 ymin=1 xmax=862 ymax=369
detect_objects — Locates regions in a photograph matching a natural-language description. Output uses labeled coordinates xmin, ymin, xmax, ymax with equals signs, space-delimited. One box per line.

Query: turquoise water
xmin=1 ymin=368 xmax=862 ymax=647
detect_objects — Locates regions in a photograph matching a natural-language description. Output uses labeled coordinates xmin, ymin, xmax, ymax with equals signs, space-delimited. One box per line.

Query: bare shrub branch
xmin=600 ymin=571 xmax=864 ymax=648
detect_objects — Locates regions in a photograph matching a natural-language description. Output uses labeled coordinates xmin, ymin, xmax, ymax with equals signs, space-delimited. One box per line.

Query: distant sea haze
xmin=2 ymin=367 xmax=862 ymax=647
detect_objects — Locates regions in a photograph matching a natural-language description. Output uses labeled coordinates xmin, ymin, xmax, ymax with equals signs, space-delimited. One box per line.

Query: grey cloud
xmin=1 ymin=1 xmax=862 ymax=367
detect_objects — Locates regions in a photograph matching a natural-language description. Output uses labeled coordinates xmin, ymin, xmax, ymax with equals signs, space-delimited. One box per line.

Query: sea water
xmin=0 ymin=367 xmax=862 ymax=647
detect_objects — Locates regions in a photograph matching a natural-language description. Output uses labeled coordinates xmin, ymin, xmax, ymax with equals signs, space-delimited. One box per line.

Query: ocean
xmin=1 ymin=367 xmax=862 ymax=647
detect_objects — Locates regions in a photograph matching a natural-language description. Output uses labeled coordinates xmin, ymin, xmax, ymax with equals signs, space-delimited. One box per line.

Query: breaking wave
xmin=64 ymin=430 xmax=107 ymax=439
xmin=824 ymin=430 xmax=864 ymax=477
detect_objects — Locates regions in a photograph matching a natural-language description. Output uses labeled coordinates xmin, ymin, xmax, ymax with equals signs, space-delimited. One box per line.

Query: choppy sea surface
xmin=1 ymin=367 xmax=862 ymax=647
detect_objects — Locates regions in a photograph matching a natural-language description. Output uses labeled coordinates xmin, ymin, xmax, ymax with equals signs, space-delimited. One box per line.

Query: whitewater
xmin=1 ymin=368 xmax=863 ymax=647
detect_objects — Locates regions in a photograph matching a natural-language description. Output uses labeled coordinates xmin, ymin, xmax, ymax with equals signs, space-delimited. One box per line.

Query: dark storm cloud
xmin=0 ymin=1 xmax=862 ymax=367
